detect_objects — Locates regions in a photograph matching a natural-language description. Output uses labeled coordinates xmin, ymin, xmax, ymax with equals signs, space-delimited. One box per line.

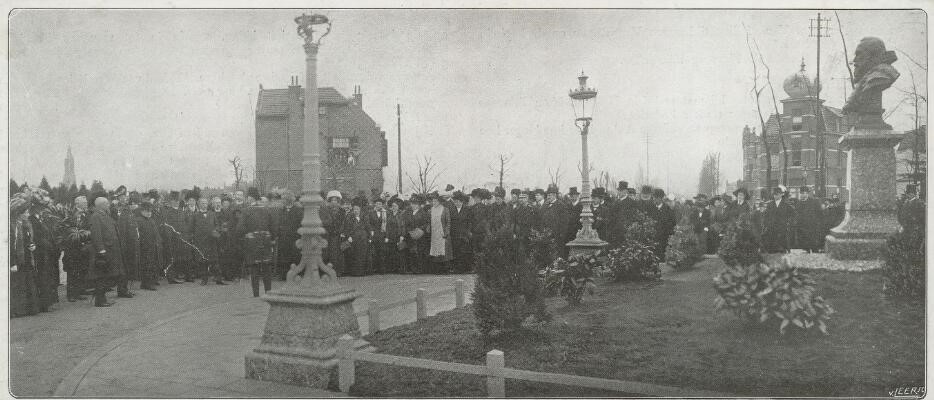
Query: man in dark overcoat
xmin=237 ymin=187 xmax=277 ymax=297
xmin=276 ymin=191 xmax=303 ymax=280
xmin=136 ymin=202 xmax=163 ymax=290
xmin=192 ymin=197 xmax=220 ymax=285
xmin=540 ymin=185 xmax=569 ymax=258
xmin=88 ymin=195 xmax=129 ymax=306
xmin=611 ymin=181 xmax=639 ymax=246
xmin=648 ymin=188 xmax=677 ymax=261
xmin=762 ymin=187 xmax=794 ymax=253
xmin=449 ymin=191 xmax=472 ymax=273
xmin=590 ymin=187 xmax=613 ymax=244
xmin=794 ymin=186 xmax=824 ymax=253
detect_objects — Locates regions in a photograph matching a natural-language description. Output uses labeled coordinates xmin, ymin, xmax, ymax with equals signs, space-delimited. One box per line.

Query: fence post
xmin=485 ymin=350 xmax=505 ymax=398
xmin=337 ymin=334 xmax=355 ymax=394
xmin=367 ymin=299 xmax=380 ymax=334
xmin=416 ymin=288 xmax=427 ymax=320
xmin=455 ymin=279 xmax=465 ymax=308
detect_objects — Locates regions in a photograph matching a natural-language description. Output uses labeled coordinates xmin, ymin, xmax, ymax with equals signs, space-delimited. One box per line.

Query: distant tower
xmin=63 ymin=146 xmax=76 ymax=187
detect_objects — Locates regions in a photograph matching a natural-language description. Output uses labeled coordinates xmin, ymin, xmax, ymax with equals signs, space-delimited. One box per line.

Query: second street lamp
xmin=566 ymin=72 xmax=608 ymax=257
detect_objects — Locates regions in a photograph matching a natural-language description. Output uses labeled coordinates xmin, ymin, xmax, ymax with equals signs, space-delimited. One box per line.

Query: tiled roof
xmin=256 ymin=87 xmax=347 ymax=116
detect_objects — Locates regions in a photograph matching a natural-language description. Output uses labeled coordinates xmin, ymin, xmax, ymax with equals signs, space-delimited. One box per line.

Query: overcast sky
xmin=9 ymin=9 xmax=926 ymax=197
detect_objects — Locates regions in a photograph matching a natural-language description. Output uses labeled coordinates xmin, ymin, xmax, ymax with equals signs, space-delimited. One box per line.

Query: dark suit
xmin=89 ymin=209 xmax=128 ymax=297
xmin=276 ymin=204 xmax=303 ymax=279
xmin=450 ymin=205 xmax=473 ymax=273
xmin=367 ymin=208 xmax=389 ymax=273
xmin=763 ymin=199 xmax=794 ymax=253
xmin=649 ymin=203 xmax=677 ymax=261
xmin=237 ymin=204 xmax=276 ymax=296
xmin=192 ymin=209 xmax=219 ymax=281
xmin=136 ymin=212 xmax=163 ymax=288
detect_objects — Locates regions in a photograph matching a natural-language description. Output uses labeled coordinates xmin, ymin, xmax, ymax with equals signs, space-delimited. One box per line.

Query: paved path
xmin=50 ymin=274 xmax=474 ymax=398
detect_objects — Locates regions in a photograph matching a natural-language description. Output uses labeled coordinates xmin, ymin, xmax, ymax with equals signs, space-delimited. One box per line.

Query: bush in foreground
xmin=472 ymin=230 xmax=542 ymax=337
xmin=882 ymin=226 xmax=925 ymax=298
xmin=605 ymin=241 xmax=660 ymax=281
xmin=714 ymin=262 xmax=834 ymax=335
xmin=541 ymin=252 xmax=604 ymax=305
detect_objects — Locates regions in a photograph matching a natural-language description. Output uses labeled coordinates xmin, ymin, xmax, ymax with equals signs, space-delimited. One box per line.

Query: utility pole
xmin=810 ymin=13 xmax=831 ymax=197
xmin=644 ymin=131 xmax=650 ymax=185
xmin=396 ymin=103 xmax=402 ymax=194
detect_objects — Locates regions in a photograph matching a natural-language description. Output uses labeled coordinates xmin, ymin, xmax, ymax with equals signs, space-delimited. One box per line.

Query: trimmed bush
xmin=882 ymin=228 xmax=925 ymax=298
xmin=606 ymin=241 xmax=660 ymax=281
xmin=472 ymin=230 xmax=541 ymax=337
xmin=665 ymin=222 xmax=703 ymax=269
xmin=624 ymin=211 xmax=657 ymax=246
xmin=714 ymin=262 xmax=834 ymax=335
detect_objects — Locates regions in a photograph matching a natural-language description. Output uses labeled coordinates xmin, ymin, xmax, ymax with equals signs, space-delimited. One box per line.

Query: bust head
xmin=853 ymin=37 xmax=895 ymax=81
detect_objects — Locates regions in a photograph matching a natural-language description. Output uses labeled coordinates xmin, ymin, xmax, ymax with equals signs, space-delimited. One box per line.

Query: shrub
xmin=665 ymin=223 xmax=703 ymax=269
xmin=472 ymin=229 xmax=541 ymax=336
xmin=528 ymin=228 xmax=557 ymax=269
xmin=882 ymin=227 xmax=925 ymax=298
xmin=606 ymin=241 xmax=660 ymax=281
xmin=717 ymin=218 xmax=762 ymax=267
xmin=713 ymin=262 xmax=834 ymax=335
xmin=540 ymin=252 xmax=605 ymax=305
xmin=624 ymin=211 xmax=657 ymax=246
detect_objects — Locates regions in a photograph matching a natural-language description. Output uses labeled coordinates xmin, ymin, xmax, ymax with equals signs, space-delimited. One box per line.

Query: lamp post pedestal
xmin=566 ymin=119 xmax=607 ymax=258
xmin=245 ymin=14 xmax=372 ymax=390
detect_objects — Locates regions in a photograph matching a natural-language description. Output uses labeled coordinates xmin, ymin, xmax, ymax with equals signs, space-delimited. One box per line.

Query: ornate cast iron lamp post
xmin=245 ymin=13 xmax=371 ymax=389
xmin=566 ymin=72 xmax=608 ymax=257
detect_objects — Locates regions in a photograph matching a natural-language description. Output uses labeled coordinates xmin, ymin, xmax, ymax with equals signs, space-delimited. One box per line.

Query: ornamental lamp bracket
xmin=295 ymin=13 xmax=331 ymax=45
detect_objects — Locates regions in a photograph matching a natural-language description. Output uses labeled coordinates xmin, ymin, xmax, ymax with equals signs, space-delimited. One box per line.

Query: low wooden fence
xmin=353 ymin=279 xmax=468 ymax=335
xmin=336 ymin=335 xmax=732 ymax=398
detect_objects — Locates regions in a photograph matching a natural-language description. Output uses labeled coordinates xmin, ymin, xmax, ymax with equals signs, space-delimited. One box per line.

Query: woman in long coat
xmin=428 ymin=193 xmax=452 ymax=274
xmin=11 ymin=208 xmax=41 ymax=317
xmin=342 ymin=197 xmax=371 ymax=276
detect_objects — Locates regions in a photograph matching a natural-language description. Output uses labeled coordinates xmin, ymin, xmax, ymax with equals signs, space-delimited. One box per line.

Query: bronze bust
xmin=842 ymin=37 xmax=900 ymax=130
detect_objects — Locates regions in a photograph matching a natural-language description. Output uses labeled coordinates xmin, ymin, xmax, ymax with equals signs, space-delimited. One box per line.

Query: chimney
xmin=288 ymin=75 xmax=301 ymax=103
xmin=352 ymin=85 xmax=363 ymax=108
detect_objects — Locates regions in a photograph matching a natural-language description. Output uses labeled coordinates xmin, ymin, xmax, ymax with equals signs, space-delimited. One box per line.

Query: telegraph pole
xmin=644 ymin=131 xmax=650 ymax=185
xmin=396 ymin=104 xmax=402 ymax=194
xmin=810 ymin=13 xmax=831 ymax=197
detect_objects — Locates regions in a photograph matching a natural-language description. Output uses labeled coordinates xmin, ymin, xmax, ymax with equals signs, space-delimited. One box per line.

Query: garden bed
xmin=350 ymin=258 xmax=924 ymax=397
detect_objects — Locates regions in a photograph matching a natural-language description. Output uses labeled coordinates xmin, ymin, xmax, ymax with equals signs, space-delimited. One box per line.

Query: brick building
xmin=255 ymin=77 xmax=388 ymax=196
xmin=742 ymin=61 xmax=850 ymax=199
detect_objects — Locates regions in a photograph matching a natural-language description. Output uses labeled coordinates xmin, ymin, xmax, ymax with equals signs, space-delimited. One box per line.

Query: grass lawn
xmin=349 ymin=258 xmax=925 ymax=397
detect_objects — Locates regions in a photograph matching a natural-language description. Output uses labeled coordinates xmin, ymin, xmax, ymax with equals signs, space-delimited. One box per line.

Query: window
xmin=836 ymin=177 xmax=844 ymax=187
xmin=792 ymin=116 xmax=803 ymax=131
xmin=319 ymin=106 xmax=327 ymax=115
xmin=837 ymin=151 xmax=844 ymax=167
xmin=332 ymin=137 xmax=350 ymax=148
xmin=792 ymin=141 xmax=802 ymax=167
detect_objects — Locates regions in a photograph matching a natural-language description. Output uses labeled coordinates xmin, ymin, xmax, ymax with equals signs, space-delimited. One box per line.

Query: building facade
xmin=255 ymin=77 xmax=388 ymax=196
xmin=742 ymin=62 xmax=850 ymax=200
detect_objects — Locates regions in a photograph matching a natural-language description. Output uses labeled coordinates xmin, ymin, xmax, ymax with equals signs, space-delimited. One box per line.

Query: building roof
xmin=898 ymin=125 xmax=927 ymax=152
xmin=256 ymin=87 xmax=347 ymax=116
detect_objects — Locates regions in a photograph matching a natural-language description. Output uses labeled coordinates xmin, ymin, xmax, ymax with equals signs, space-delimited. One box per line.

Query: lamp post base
xmin=566 ymin=238 xmax=608 ymax=258
xmin=245 ymin=284 xmax=374 ymax=389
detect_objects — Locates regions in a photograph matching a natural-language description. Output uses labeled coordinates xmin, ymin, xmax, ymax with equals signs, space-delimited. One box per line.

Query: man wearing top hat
xmin=649 ymin=188 xmax=677 ymax=261
xmin=794 ymin=186 xmax=824 ymax=253
xmin=541 ymin=185 xmax=570 ymax=258
xmin=490 ymin=186 xmax=514 ymax=238
xmin=161 ymin=191 xmax=184 ymax=284
xmin=117 ymin=192 xmax=142 ymax=284
xmin=610 ymin=181 xmax=639 ymax=245
xmin=512 ymin=191 xmax=536 ymax=265
xmin=590 ymin=187 xmax=614 ymax=245
xmin=566 ymin=187 xmax=583 ymax=244
xmin=638 ymin=185 xmax=655 ymax=215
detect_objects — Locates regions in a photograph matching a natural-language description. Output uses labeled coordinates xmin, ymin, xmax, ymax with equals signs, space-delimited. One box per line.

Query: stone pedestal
xmin=245 ymin=283 xmax=373 ymax=389
xmin=567 ymin=239 xmax=608 ymax=258
xmin=825 ymin=127 xmax=903 ymax=260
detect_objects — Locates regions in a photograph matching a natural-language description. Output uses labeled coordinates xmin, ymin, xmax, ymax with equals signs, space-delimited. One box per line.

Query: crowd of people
xmin=11 ymin=175 xmax=917 ymax=317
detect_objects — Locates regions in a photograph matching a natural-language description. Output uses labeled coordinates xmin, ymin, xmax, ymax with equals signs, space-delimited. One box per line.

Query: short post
xmin=337 ymin=335 xmax=355 ymax=394
xmin=485 ymin=349 xmax=505 ymax=397
xmin=416 ymin=288 xmax=427 ymax=320
xmin=455 ymin=279 xmax=465 ymax=308
xmin=367 ymin=299 xmax=380 ymax=334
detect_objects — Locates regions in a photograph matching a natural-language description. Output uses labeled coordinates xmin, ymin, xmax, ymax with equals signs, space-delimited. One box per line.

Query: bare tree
xmin=753 ymin=38 xmax=789 ymax=186
xmin=488 ymin=153 xmax=513 ymax=189
xmin=406 ymin=156 xmax=443 ymax=194
xmin=321 ymin=144 xmax=371 ymax=191
xmin=547 ymin=166 xmax=564 ymax=189
xmin=229 ymin=156 xmax=245 ymax=190
xmin=834 ymin=11 xmax=856 ymax=89
xmin=744 ymin=24 xmax=773 ymax=195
